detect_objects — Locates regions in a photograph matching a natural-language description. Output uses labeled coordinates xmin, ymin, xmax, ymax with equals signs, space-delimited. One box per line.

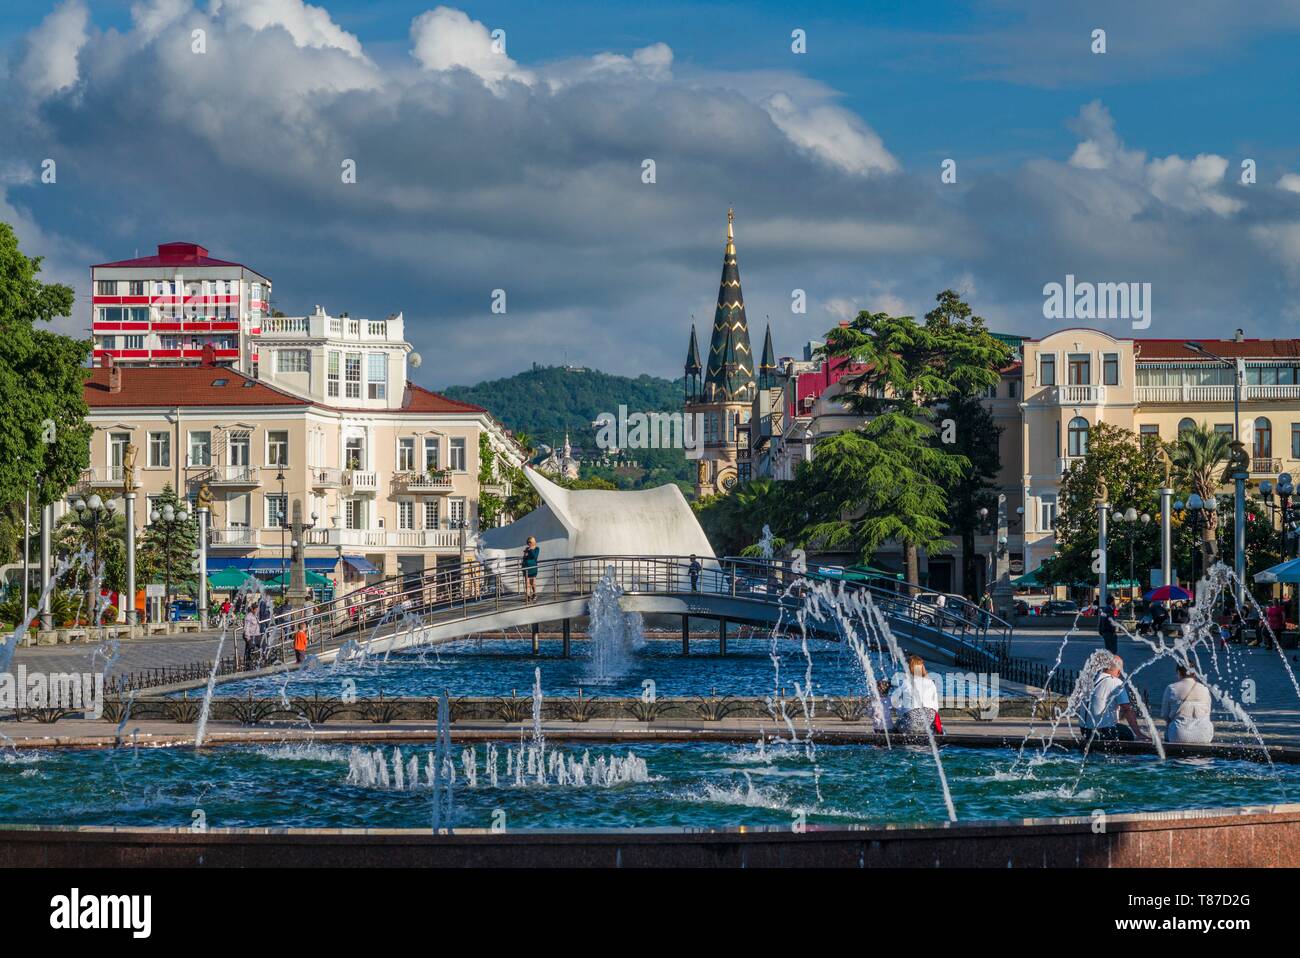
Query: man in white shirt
xmin=1079 ymin=654 xmax=1149 ymax=743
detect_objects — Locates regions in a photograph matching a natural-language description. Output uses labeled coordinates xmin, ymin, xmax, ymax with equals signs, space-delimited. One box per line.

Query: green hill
xmin=441 ymin=364 xmax=693 ymax=491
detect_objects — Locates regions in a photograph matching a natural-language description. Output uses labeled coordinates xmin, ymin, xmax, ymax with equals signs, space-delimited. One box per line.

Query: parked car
xmin=168 ymin=598 xmax=198 ymax=621
xmin=1040 ymin=600 xmax=1080 ymax=617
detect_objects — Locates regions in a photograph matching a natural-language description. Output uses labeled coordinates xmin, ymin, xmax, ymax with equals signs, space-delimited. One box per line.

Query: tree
xmin=693 ymin=478 xmax=791 ymax=557
xmin=1036 ymin=423 xmax=1164 ymax=591
xmin=136 ymin=484 xmax=198 ymax=600
xmin=0 ymin=222 xmax=92 ymax=509
xmin=810 ymin=292 xmax=1012 ymax=584
xmin=1172 ymin=422 xmax=1231 ymax=562
xmin=54 ymin=510 xmax=129 ymax=594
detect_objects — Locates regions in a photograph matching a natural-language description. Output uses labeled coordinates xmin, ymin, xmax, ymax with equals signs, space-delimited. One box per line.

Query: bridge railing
xmin=242 ymin=554 xmax=1011 ymax=666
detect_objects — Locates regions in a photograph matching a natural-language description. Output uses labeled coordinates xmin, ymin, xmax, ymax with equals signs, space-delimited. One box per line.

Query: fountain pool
xmin=1 ymin=741 xmax=1294 ymax=831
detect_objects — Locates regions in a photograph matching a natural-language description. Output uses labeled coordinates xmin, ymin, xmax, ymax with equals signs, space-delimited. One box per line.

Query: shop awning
xmin=343 ymin=555 xmax=382 ymax=574
xmin=207 ymin=557 xmax=338 ymax=574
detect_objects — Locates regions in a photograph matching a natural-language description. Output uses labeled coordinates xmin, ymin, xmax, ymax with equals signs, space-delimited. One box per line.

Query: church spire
xmin=758 ymin=323 xmax=776 ymax=388
xmin=704 ymin=207 xmax=754 ymax=402
xmin=685 ymin=323 xmax=701 ymax=373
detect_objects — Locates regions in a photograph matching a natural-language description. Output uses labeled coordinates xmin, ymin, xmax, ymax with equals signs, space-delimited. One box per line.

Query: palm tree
xmin=1172 ymin=422 xmax=1231 ymax=560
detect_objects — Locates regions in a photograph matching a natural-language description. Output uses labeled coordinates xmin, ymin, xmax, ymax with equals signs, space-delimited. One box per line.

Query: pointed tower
xmin=684 ymin=323 xmax=702 ymax=403
xmin=685 ymin=209 xmax=756 ymax=497
xmin=704 ymin=209 xmax=755 ymax=403
xmin=758 ymin=324 xmax=776 ymax=389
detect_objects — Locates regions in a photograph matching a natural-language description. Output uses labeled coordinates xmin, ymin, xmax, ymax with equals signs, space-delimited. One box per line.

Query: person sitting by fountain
xmin=688 ymin=555 xmax=702 ymax=592
xmin=521 ymin=536 xmax=540 ymax=602
xmin=872 ymin=678 xmax=894 ymax=732
xmin=891 ymin=655 xmax=941 ymax=736
xmin=1079 ymin=654 xmax=1149 ymax=744
xmin=1160 ymin=664 xmax=1213 ymax=745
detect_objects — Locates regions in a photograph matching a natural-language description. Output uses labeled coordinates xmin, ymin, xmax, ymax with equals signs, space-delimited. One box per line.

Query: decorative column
xmin=992 ymin=493 xmax=1013 ymax=619
xmin=1229 ymin=440 xmax=1250 ymax=606
xmin=197 ymin=505 xmax=209 ymax=629
xmin=1096 ymin=483 xmax=1110 ymax=609
xmin=125 ymin=492 xmax=138 ymax=625
xmin=39 ymin=501 xmax=52 ymax=631
xmin=287 ymin=499 xmax=309 ymax=610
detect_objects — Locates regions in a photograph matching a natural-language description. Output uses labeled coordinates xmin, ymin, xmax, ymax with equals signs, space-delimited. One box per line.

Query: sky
xmin=2 ymin=0 xmax=1300 ymax=390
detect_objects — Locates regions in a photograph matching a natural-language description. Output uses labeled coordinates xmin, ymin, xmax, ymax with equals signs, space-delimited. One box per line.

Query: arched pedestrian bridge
xmin=259 ymin=556 xmax=1012 ymax=669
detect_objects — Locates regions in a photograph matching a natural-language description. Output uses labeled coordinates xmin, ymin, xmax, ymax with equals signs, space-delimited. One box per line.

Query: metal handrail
xmin=245 ymin=554 xmax=1012 ymax=667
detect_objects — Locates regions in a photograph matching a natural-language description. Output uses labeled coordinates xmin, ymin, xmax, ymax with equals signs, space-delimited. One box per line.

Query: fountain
xmin=585 ymin=565 xmax=644 ymax=683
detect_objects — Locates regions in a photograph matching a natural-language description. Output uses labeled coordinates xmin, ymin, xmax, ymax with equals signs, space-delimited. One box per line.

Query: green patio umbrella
xmin=207 ymin=568 xmax=253 ymax=590
xmin=263 ymin=570 xmax=333 ymax=590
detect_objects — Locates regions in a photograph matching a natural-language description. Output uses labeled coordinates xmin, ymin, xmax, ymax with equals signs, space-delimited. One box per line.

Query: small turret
xmin=758 ymin=324 xmax=776 ymax=389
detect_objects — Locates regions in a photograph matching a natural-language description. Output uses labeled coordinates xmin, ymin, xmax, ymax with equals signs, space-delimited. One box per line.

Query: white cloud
xmin=409 ymin=6 xmax=534 ymax=88
xmin=1278 ymin=173 xmax=1300 ymax=194
xmin=131 ymin=0 xmax=192 ymax=37
xmin=208 ymin=0 xmax=368 ymax=59
xmin=17 ymin=0 xmax=89 ymax=97
xmin=762 ymin=92 xmax=898 ymax=177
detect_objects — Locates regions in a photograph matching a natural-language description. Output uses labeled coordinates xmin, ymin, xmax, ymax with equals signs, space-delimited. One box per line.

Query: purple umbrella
xmin=1144 ymin=585 xmax=1191 ymax=602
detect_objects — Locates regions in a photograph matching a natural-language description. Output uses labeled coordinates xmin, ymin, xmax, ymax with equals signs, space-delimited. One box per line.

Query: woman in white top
xmin=1161 ymin=665 xmax=1214 ymax=744
xmin=892 ymin=655 xmax=940 ymax=735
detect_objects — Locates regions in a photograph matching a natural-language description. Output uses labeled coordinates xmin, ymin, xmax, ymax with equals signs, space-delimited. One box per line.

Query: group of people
xmin=227 ymin=590 xmax=311 ymax=667
xmin=1078 ymin=653 xmax=1214 ymax=745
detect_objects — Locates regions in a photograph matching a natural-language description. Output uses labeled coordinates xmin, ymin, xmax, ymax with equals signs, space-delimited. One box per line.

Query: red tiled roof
xmin=85 ymin=366 xmax=309 ymax=408
xmin=399 ymin=383 xmax=486 ymax=414
xmin=1135 ymin=339 xmax=1300 ymax=360
xmin=93 ymin=242 xmax=266 ymax=275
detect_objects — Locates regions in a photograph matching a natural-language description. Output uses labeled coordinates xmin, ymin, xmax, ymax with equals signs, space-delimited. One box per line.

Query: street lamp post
xmin=1111 ymin=507 xmax=1151 ymax=607
xmin=276 ymin=468 xmax=287 ymax=603
xmin=148 ymin=500 xmax=191 ymax=626
xmin=71 ymin=493 xmax=117 ymax=627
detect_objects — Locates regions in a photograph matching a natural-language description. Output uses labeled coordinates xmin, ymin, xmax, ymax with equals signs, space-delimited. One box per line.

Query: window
xmin=227 ymin=492 xmax=250 ymax=528
xmin=1178 ymin=418 xmax=1196 ymax=435
xmin=266 ymin=494 xmax=287 ymax=528
xmin=1255 ymin=417 xmax=1272 ymax=459
xmin=1040 ymin=355 xmax=1056 ymax=386
xmin=1102 ymin=353 xmax=1119 ymax=386
xmin=1067 ymin=417 xmax=1089 ymax=457
xmin=1215 ymin=423 xmax=1234 ymax=437
xmin=327 ymin=351 xmax=340 ymax=398
xmin=96 ymin=280 xmax=116 ymax=295
xmin=109 ymin=433 xmax=130 ymax=476
xmin=449 ymin=437 xmax=466 ymax=472
xmin=188 ymin=431 xmax=211 ymax=467
xmin=229 ymin=433 xmax=250 ymax=467
xmin=128 ymin=281 xmax=145 ymax=296
xmin=449 ymin=498 xmax=466 ymax=527
xmin=276 ymin=350 xmax=310 ymax=373
xmin=424 ymin=500 xmax=440 ymax=529
xmin=147 ymin=431 xmax=171 ymax=468
xmin=1067 ymin=354 xmax=1091 ymax=385
xmin=1008 ymin=379 xmax=1018 ymax=399
xmin=345 ymin=353 xmax=361 ymax=399
xmin=1040 ymin=495 xmax=1057 ymax=532
xmin=160 ymin=336 xmax=180 ymax=350
xmin=267 ymin=430 xmax=290 ymax=467
xmin=1293 ymin=423 xmax=1300 ymax=459
xmin=367 ymin=353 xmax=387 ymax=400
xmin=123 ymin=335 xmax=144 ymax=350
xmin=345 ymin=437 xmax=366 ymax=471
xmin=344 ymin=498 xmax=364 ymax=530
xmin=398 ymin=500 xmax=415 ymax=530
xmin=101 ymin=336 xmax=116 ymax=350
xmin=398 ymin=438 xmax=416 ymax=472
xmin=424 ymin=437 xmax=440 ymax=471
xmin=1139 ymin=424 xmax=1160 ymax=442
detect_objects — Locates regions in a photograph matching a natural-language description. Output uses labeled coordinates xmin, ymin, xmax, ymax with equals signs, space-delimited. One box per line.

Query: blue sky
xmin=2 ymin=0 xmax=1300 ymax=386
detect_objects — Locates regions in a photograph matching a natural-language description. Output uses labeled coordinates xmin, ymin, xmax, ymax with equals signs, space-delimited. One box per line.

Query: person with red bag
xmin=891 ymin=654 xmax=942 ymax=736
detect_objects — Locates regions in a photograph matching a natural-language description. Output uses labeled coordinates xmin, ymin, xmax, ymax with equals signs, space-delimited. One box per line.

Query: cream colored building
xmin=78 ymin=327 xmax=524 ymax=587
xmin=1020 ymin=329 xmax=1300 ymax=576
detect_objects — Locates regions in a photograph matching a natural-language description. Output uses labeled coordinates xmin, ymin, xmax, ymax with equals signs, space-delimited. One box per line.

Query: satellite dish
xmin=409 ymin=352 xmax=423 ymax=368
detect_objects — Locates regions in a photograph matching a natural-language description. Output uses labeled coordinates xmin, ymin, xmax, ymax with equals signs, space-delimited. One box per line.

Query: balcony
xmin=345 ymin=470 xmax=379 ymax=493
xmin=81 ymin=466 xmax=125 ymax=488
xmin=1251 ymin=457 xmax=1283 ymax=475
xmin=205 ymin=464 xmax=260 ymax=486
xmin=1135 ymin=384 xmax=1300 ymax=404
xmin=393 ymin=471 xmax=454 ymax=493
xmin=209 ymin=527 xmax=259 ymax=549
xmin=309 ymin=466 xmax=343 ymax=488
xmin=305 ymin=528 xmax=467 ymax=551
xmin=1053 ymin=384 xmax=1107 ymax=406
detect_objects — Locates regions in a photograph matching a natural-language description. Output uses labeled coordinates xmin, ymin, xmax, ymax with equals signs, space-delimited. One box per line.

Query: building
xmin=77 ymin=352 xmax=524 ymax=588
xmin=536 ymin=433 xmax=581 ymax=480
xmin=1019 ymin=329 xmax=1300 ymax=577
xmin=90 ymin=242 xmax=272 ymax=369
xmin=684 ymin=209 xmax=756 ymax=497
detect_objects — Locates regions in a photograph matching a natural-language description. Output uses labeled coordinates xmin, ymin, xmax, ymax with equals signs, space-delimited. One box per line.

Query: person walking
xmin=1098 ymin=598 xmax=1118 ymax=654
xmin=1160 ymin=665 xmax=1214 ymax=744
xmin=521 ymin=536 xmax=540 ymax=602
xmin=242 ymin=607 xmax=260 ymax=668
xmin=293 ymin=622 xmax=309 ymax=665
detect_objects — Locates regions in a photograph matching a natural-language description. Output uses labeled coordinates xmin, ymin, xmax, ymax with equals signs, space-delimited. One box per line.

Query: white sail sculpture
xmin=474 ymin=466 xmax=717 ymax=594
